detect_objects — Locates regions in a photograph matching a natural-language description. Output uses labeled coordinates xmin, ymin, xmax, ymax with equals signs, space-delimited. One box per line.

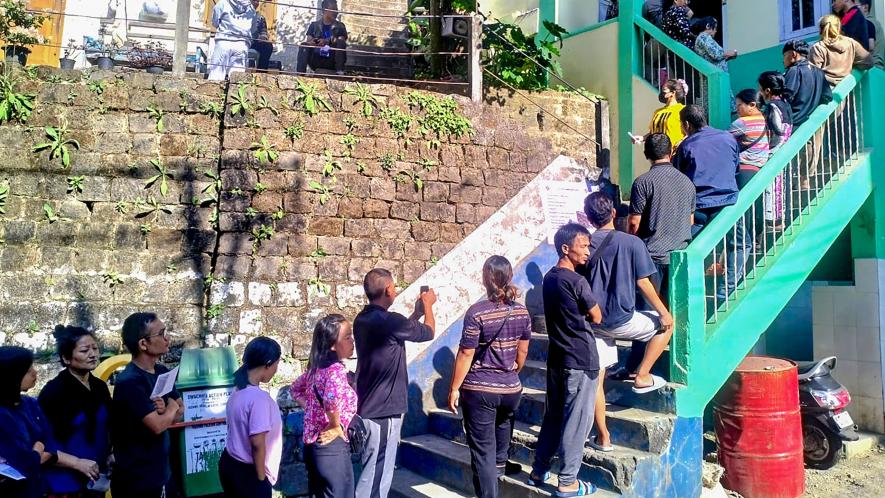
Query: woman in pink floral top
xmin=291 ymin=314 xmax=357 ymax=498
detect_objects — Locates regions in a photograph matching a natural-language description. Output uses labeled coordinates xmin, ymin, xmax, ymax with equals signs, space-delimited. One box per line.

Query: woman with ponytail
xmin=810 ymin=14 xmax=872 ymax=86
xmin=291 ymin=315 xmax=357 ymax=498
xmin=633 ymin=79 xmax=688 ymax=151
xmin=219 ymin=336 xmax=282 ymax=498
xmin=447 ymin=256 xmax=532 ymax=498
xmin=758 ymin=71 xmax=794 ymax=231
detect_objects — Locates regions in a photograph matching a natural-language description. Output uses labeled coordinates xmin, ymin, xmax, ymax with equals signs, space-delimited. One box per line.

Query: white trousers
xmin=208 ymin=39 xmax=248 ymax=81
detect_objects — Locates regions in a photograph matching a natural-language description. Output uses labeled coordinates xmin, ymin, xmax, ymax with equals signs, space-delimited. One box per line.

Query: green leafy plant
xmin=229 ymin=83 xmax=252 ymax=117
xmin=147 ymin=105 xmax=165 ymax=133
xmin=102 ymin=271 xmax=123 ymax=288
xmin=206 ymin=303 xmax=225 ymax=320
xmin=379 ymin=152 xmax=397 ymax=172
xmin=292 ymin=79 xmax=333 ymax=116
xmin=42 ymin=203 xmax=59 ymax=223
xmin=406 ymin=92 xmax=473 ymax=142
xmin=250 ymin=136 xmax=279 ymax=164
xmin=0 ymin=183 xmax=8 ymax=215
xmin=429 ymin=256 xmax=440 ymax=266
xmin=254 ymin=182 xmax=268 ymax=194
xmin=0 ymin=74 xmax=36 ymax=124
xmin=114 ymin=200 xmax=129 ymax=214
xmin=0 ymin=2 xmax=47 ymax=47
xmin=309 ymin=276 xmax=331 ymax=295
xmin=200 ymin=169 xmax=222 ymax=206
xmin=166 ymin=263 xmax=177 ymax=274
xmin=66 ymin=175 xmax=85 ymax=194
xmin=203 ymin=274 xmax=226 ymax=286
xmin=285 ymin=119 xmax=305 ymax=142
xmin=309 ymin=180 xmax=333 ymax=205
xmin=484 ymin=19 xmax=568 ymax=90
xmin=145 ymin=158 xmax=172 ymax=197
xmin=200 ymin=100 xmax=224 ymax=120
xmin=396 ymin=169 xmax=424 ymax=191
xmin=88 ymin=80 xmax=106 ymax=96
xmin=250 ymin=223 xmax=275 ymax=255
xmin=256 ymin=95 xmax=279 ymax=116
xmin=245 ymin=206 xmax=258 ymax=218
xmin=229 ymin=187 xmax=245 ymax=197
xmin=272 ymin=207 xmax=285 ymax=220
xmin=309 ymin=247 xmax=328 ymax=259
xmin=343 ymin=83 xmax=380 ymax=117
xmin=380 ymin=107 xmax=413 ymax=140
xmin=139 ymin=223 xmax=153 ymax=235
xmin=340 ymin=133 xmax=360 ymax=157
xmin=26 ymin=320 xmax=39 ymax=334
xmin=32 ymin=123 xmax=80 ymax=168
xmin=322 ymin=149 xmax=341 ymax=177
xmin=356 ymin=161 xmax=366 ymax=173
xmin=136 ymin=195 xmax=172 ymax=221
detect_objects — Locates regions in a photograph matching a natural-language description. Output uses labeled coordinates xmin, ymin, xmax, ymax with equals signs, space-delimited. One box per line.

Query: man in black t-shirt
xmin=529 ymin=223 xmax=602 ymax=497
xmin=296 ymin=0 xmax=348 ymax=75
xmin=111 ymin=312 xmax=183 ymax=498
xmin=354 ymin=268 xmax=436 ymax=498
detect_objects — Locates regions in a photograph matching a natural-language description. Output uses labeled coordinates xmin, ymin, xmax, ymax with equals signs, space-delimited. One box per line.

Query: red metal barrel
xmin=714 ymin=356 xmax=804 ymax=498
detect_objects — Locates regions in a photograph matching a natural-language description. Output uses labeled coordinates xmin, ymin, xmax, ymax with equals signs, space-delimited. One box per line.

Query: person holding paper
xmin=111 ymin=312 xmax=183 ymax=498
xmin=0 ymin=346 xmax=100 ymax=498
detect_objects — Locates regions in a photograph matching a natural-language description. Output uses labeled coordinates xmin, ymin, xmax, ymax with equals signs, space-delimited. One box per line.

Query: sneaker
xmin=335 ymin=70 xmax=345 ymax=76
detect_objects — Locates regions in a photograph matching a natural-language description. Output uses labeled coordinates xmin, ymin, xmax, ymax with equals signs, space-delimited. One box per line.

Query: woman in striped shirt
xmin=730 ymin=88 xmax=770 ymax=249
xmin=448 ymin=256 xmax=532 ymax=498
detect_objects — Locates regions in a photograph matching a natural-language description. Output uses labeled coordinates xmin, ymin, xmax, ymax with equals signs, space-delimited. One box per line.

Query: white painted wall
xmin=479 ymin=0 xmax=540 ymax=33
xmin=558 ymin=0 xmax=601 ymax=33
xmin=812 ymin=259 xmax=885 ymax=434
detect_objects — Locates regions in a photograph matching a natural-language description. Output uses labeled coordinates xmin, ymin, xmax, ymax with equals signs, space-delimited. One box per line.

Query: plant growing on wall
xmin=147 ymin=105 xmax=165 ymax=132
xmin=285 ymin=119 xmax=304 ymax=142
xmin=250 ymin=223 xmax=275 ymax=255
xmin=0 ymin=73 xmax=35 ymax=124
xmin=206 ymin=303 xmax=225 ymax=320
xmin=380 ymin=106 xmax=413 ymax=140
xmin=379 ymin=152 xmax=397 ymax=172
xmin=256 ymin=95 xmax=279 ymax=116
xmin=395 ymin=168 xmax=424 ymax=191
xmin=42 ymin=202 xmax=60 ymax=223
xmin=309 ymin=180 xmax=333 ymax=205
xmin=321 ymin=149 xmax=341 ymax=177
xmin=114 ymin=200 xmax=129 ymax=214
xmin=88 ymin=80 xmax=106 ymax=96
xmin=343 ymin=83 xmax=380 ymax=117
xmin=483 ymin=19 xmax=568 ymax=90
xmin=309 ymin=276 xmax=331 ymax=295
xmin=66 ymin=176 xmax=85 ymax=194
xmin=340 ymin=133 xmax=360 ymax=157
xmin=250 ymin=136 xmax=279 ymax=164
xmin=293 ymin=79 xmax=332 ymax=116
xmin=406 ymin=91 xmax=473 ymax=144
xmin=200 ymin=100 xmax=224 ymax=120
xmin=32 ymin=122 xmax=80 ymax=168
xmin=145 ymin=158 xmax=172 ymax=197
xmin=229 ymin=83 xmax=252 ymax=117
xmin=254 ymin=182 xmax=268 ymax=194
xmin=0 ymin=183 xmax=6 ymax=216
xmin=136 ymin=195 xmax=171 ymax=222
xmin=102 ymin=271 xmax=123 ymax=288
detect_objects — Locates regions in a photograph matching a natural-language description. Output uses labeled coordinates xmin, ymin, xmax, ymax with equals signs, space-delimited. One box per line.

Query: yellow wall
xmin=559 ymin=21 xmax=620 ymax=182
xmin=631 ymin=76 xmax=663 ymax=179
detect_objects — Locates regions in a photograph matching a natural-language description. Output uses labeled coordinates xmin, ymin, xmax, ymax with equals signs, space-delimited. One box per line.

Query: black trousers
xmin=296 ymin=39 xmax=347 ymax=73
xmin=252 ymin=40 xmax=273 ymax=70
xmin=305 ymin=437 xmax=354 ymax=498
xmin=110 ymin=482 xmax=166 ymax=498
xmin=460 ymin=389 xmax=521 ymax=498
xmin=219 ymin=449 xmax=272 ymax=498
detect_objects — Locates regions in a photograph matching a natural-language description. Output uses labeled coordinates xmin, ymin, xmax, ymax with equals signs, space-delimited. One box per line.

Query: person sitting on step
xmin=296 ymin=0 xmax=348 ymax=76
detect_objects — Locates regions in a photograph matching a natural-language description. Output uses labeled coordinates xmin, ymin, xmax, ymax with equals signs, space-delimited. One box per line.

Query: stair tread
xmin=522 ymin=361 xmax=681 ymax=388
xmin=390 ymin=468 xmax=471 ymax=498
xmin=400 ymin=434 xmax=622 ymax=497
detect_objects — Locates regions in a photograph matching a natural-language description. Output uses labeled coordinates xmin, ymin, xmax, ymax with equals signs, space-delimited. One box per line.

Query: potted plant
xmin=129 ymin=41 xmax=172 ymax=74
xmin=0 ymin=0 xmax=47 ymax=65
xmin=59 ymin=38 xmax=79 ymax=69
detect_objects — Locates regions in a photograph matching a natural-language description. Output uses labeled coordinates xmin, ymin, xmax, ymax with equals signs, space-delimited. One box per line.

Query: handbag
xmin=312 ymin=384 xmax=368 ymax=456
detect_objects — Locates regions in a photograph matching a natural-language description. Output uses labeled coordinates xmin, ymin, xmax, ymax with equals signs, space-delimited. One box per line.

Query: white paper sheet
xmin=150 ymin=366 xmax=179 ymax=400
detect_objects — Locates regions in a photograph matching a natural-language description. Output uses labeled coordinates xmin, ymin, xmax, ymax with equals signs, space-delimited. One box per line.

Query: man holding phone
xmin=354 ymin=269 xmax=436 ymax=498
xmin=295 ymin=0 xmax=348 ymax=75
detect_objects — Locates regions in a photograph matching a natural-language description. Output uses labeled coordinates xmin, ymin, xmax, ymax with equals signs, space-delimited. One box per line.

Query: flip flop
xmin=527 ymin=471 xmax=550 ymax=487
xmin=554 ymin=479 xmax=597 ymax=497
xmin=589 ymin=436 xmax=614 ymax=453
xmin=632 ymin=374 xmax=666 ymax=394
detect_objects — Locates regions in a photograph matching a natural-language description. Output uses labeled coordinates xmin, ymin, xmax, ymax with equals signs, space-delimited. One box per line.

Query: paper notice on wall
xmin=182 ymin=386 xmax=234 ymax=422
xmin=184 ymin=422 xmax=227 ymax=475
xmin=540 ymin=180 xmax=595 ymax=243
xmin=149 ymin=366 xmax=179 ymax=400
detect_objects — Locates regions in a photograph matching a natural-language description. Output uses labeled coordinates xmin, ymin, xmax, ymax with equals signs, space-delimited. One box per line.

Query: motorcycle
xmin=797 ymin=356 xmax=859 ymax=469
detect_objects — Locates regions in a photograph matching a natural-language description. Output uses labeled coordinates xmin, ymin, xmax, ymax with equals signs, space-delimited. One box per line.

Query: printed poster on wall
xmin=540 ymin=180 xmax=596 ymax=243
xmin=184 ymin=422 xmax=227 ymax=475
xmin=182 ymin=386 xmax=234 ymax=423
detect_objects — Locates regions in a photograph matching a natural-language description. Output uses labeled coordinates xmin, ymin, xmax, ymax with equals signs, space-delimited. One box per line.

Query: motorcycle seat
xmin=797 ymin=356 xmax=837 ymax=381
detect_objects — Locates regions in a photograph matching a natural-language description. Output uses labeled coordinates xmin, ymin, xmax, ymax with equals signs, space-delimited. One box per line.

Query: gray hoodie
xmin=212 ymin=0 xmax=257 ymax=44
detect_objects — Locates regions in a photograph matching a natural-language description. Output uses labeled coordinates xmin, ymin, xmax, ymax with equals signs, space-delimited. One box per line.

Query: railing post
xmin=616 ymin=0 xmax=639 ymax=192
xmin=668 ymin=250 xmax=706 ymax=391
xmin=706 ymin=69 xmax=732 ymax=130
xmin=469 ymin=15 xmax=483 ymax=103
xmin=173 ymin=0 xmax=191 ymax=77
xmin=851 ymin=71 xmax=885 ymax=258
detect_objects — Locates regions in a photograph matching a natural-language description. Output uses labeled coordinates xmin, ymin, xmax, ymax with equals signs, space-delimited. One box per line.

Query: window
xmin=780 ymin=0 xmax=831 ymax=41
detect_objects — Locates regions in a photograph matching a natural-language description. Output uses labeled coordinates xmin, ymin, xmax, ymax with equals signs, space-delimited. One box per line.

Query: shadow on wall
xmin=405 ymin=342 xmax=456 ymax=437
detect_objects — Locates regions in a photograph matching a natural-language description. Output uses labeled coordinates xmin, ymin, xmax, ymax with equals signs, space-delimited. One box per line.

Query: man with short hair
xmin=529 ymin=223 xmax=602 ymax=497
xmin=580 ymin=192 xmax=674 ymax=394
xmin=783 ymin=40 xmax=834 ymax=128
xmin=296 ymin=0 xmax=348 ymax=75
xmin=354 ymin=269 xmax=436 ymax=498
xmin=111 ymin=312 xmax=183 ymax=498
xmin=859 ymin=0 xmax=884 ymax=67
xmin=673 ymin=105 xmax=745 ymax=300
xmin=834 ymin=0 xmax=873 ymax=50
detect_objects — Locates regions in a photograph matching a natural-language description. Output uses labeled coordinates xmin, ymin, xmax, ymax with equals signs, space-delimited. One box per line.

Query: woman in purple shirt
xmin=291 ymin=314 xmax=357 ymax=498
xmin=220 ymin=336 xmax=282 ymax=498
xmin=447 ymin=256 xmax=532 ymax=498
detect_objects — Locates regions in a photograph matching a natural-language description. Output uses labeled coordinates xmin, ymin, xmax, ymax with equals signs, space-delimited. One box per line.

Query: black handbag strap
xmin=588 ymin=229 xmax=617 ymax=269
xmin=474 ymin=305 xmax=513 ymax=366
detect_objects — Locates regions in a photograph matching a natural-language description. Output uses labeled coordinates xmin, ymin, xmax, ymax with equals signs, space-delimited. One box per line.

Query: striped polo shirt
xmin=460 ymin=300 xmax=532 ymax=394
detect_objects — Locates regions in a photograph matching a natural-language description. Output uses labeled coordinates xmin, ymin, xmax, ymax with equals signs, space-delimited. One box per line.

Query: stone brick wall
xmin=0 ymin=66 xmax=604 ymax=369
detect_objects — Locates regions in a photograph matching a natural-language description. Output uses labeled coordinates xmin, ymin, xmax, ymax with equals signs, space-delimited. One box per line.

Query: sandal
xmin=589 ymin=436 xmax=614 ymax=453
xmin=527 ymin=471 xmax=550 ymax=487
xmin=555 ymin=479 xmax=597 ymax=497
xmin=632 ymin=374 xmax=666 ymax=394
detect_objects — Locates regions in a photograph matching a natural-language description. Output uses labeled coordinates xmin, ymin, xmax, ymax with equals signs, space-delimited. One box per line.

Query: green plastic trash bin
xmin=174 ymin=347 xmax=238 ymax=497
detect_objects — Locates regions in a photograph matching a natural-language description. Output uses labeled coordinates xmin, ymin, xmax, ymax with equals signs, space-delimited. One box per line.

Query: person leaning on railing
xmin=691 ymin=16 xmax=737 ymax=113
xmin=809 ymin=14 xmax=873 ymax=87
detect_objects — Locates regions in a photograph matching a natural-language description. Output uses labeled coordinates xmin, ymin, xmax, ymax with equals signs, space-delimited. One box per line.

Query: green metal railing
xmin=669 ymin=72 xmax=875 ymax=416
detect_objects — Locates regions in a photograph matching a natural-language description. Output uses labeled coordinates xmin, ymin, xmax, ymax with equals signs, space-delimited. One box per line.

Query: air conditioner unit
xmin=442 ymin=16 xmax=470 ymax=39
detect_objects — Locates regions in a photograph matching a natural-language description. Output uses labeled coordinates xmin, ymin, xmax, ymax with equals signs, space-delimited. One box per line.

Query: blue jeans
xmin=693 ymin=205 xmax=749 ymax=303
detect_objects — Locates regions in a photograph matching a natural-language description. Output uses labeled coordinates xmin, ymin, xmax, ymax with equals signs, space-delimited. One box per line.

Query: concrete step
xmin=519 ymin=361 xmax=678 ymax=414
xmin=389 ymin=468 xmax=471 ymax=498
xmin=508 ymin=390 xmax=675 ymax=453
xmin=398 ymin=434 xmax=622 ymax=497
